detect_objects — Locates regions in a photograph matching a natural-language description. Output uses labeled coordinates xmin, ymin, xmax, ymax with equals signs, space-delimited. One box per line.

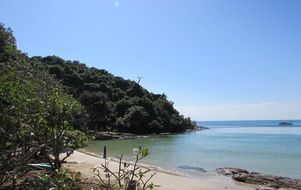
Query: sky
xmin=1 ymin=0 xmax=301 ymax=120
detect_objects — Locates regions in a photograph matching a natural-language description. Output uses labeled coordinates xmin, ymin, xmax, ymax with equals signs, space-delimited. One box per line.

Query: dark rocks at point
xmin=217 ymin=167 xmax=301 ymax=190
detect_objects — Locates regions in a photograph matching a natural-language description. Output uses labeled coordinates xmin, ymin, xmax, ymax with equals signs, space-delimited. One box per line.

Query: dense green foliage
xmin=1 ymin=22 xmax=196 ymax=136
xmin=0 ymin=22 xmax=197 ymax=189
xmin=31 ymin=56 xmax=196 ymax=134
xmin=0 ymin=23 xmax=88 ymax=188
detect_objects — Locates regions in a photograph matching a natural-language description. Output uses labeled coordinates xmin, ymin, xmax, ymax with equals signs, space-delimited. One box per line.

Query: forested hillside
xmin=36 ymin=56 xmax=196 ymax=134
xmin=1 ymin=23 xmax=197 ymax=135
xmin=0 ymin=22 xmax=197 ymax=189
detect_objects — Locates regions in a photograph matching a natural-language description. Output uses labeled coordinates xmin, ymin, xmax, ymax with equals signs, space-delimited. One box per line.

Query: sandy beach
xmin=65 ymin=150 xmax=255 ymax=190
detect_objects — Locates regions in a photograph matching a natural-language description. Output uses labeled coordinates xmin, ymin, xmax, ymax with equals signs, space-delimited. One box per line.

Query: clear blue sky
xmin=1 ymin=0 xmax=300 ymax=120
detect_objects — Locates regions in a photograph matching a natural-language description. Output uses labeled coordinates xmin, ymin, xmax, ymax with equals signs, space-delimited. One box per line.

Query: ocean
xmin=84 ymin=120 xmax=301 ymax=179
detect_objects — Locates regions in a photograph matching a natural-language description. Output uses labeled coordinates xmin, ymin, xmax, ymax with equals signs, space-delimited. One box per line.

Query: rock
xmin=177 ymin=165 xmax=207 ymax=173
xmin=217 ymin=167 xmax=301 ymax=190
xmin=216 ymin=167 xmax=249 ymax=176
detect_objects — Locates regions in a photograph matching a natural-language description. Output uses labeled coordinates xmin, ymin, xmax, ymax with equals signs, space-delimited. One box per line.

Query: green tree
xmin=1 ymin=22 xmax=198 ymax=137
xmin=121 ymin=106 xmax=150 ymax=133
xmin=0 ymin=23 xmax=17 ymax=62
xmin=0 ymin=23 xmax=89 ymax=188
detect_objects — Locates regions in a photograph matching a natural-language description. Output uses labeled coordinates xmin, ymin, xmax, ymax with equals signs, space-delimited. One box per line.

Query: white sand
xmin=65 ymin=150 xmax=256 ymax=190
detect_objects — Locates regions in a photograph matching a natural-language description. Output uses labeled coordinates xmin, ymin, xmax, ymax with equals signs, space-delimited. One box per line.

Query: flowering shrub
xmin=93 ymin=147 xmax=157 ymax=190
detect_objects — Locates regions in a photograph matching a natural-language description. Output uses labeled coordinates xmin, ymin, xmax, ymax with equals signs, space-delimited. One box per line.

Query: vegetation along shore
xmin=0 ymin=22 xmax=200 ymax=189
xmin=1 ymin=22 xmax=299 ymax=190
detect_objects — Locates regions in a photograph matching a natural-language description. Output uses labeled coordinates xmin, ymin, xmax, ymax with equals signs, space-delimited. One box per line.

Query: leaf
xmin=74 ymin=172 xmax=81 ymax=180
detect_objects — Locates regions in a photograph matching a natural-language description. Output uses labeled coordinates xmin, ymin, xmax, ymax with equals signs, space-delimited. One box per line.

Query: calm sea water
xmin=85 ymin=120 xmax=301 ymax=179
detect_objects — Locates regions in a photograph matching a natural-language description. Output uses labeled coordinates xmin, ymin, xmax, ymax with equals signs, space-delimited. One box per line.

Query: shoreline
xmin=92 ymin=126 xmax=208 ymax=140
xmin=65 ymin=149 xmax=256 ymax=190
xmin=76 ymin=149 xmax=182 ymax=177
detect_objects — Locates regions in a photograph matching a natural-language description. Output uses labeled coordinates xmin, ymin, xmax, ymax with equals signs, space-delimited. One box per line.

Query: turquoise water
xmin=85 ymin=120 xmax=301 ymax=179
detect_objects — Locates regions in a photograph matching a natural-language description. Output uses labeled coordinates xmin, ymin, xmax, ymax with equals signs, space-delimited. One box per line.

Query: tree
xmin=0 ymin=60 xmax=88 ymax=189
xmin=121 ymin=106 xmax=150 ymax=133
xmin=49 ymin=90 xmax=87 ymax=168
xmin=1 ymin=22 xmax=198 ymax=138
xmin=0 ymin=23 xmax=20 ymax=62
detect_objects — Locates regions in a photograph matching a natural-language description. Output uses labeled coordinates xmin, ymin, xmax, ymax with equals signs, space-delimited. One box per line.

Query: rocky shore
xmin=91 ymin=126 xmax=208 ymax=140
xmin=217 ymin=167 xmax=301 ymax=190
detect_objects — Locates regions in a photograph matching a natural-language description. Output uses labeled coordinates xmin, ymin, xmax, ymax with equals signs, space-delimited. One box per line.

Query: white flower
xmin=132 ymin=148 xmax=139 ymax=154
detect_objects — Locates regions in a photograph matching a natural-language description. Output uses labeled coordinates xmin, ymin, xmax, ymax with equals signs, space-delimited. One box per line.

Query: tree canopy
xmin=1 ymin=23 xmax=197 ymax=136
xmin=0 ymin=21 xmax=198 ymax=189
xmin=0 ymin=23 xmax=88 ymax=188
xmin=31 ymin=56 xmax=197 ymax=134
